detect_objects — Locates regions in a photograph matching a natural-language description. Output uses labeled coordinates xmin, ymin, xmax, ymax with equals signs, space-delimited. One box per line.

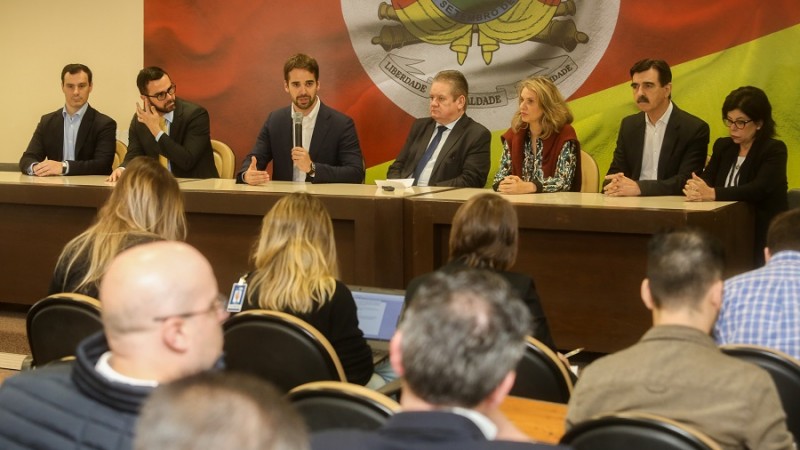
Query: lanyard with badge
xmin=227 ymin=275 xmax=249 ymax=313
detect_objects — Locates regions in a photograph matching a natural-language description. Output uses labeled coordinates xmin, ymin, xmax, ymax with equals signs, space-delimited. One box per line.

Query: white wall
xmin=0 ymin=0 xmax=142 ymax=165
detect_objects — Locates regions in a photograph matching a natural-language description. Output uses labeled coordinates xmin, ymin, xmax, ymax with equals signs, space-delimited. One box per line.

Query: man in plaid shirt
xmin=715 ymin=208 xmax=800 ymax=359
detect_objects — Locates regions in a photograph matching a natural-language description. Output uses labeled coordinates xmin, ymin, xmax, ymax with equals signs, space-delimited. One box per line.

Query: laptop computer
xmin=351 ymin=286 xmax=406 ymax=364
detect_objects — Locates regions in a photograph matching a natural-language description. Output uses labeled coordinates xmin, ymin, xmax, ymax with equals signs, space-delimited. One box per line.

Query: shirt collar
xmin=446 ymin=407 xmax=498 ymax=439
xmin=437 ymin=114 xmax=462 ymax=131
xmin=62 ymin=102 xmax=89 ymax=119
xmin=646 ymin=101 xmax=673 ymax=127
xmin=95 ymin=351 xmax=159 ymax=387
xmin=163 ymin=110 xmax=175 ymax=125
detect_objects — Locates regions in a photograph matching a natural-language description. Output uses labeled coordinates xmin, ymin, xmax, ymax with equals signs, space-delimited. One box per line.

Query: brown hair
xmin=449 ymin=193 xmax=518 ymax=271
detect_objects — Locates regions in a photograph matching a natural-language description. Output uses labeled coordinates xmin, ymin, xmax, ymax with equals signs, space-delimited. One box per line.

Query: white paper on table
xmin=375 ymin=179 xmax=414 ymax=191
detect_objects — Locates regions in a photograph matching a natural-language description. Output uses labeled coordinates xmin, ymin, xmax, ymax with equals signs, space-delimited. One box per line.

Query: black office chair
xmin=720 ymin=344 xmax=800 ymax=442
xmin=223 ymin=310 xmax=346 ymax=393
xmin=509 ymin=336 xmax=574 ymax=403
xmin=26 ymin=293 xmax=103 ymax=367
xmin=287 ymin=381 xmax=400 ymax=432
xmin=561 ymin=412 xmax=722 ymax=450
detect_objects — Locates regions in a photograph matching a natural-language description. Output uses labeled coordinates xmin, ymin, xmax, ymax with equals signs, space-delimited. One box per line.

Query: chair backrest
xmin=288 ymin=381 xmax=400 ymax=432
xmin=561 ymin=412 xmax=722 ymax=450
xmin=211 ymin=139 xmax=235 ymax=178
xmin=222 ymin=310 xmax=346 ymax=393
xmin=113 ymin=140 xmax=128 ymax=170
xmin=720 ymin=344 xmax=800 ymax=442
xmin=26 ymin=292 xmax=103 ymax=367
xmin=509 ymin=336 xmax=573 ymax=403
xmin=580 ymin=150 xmax=599 ymax=193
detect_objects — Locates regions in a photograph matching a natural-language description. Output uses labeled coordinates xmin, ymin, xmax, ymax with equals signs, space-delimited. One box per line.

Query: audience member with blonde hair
xmin=405 ymin=193 xmax=555 ymax=350
xmin=135 ymin=372 xmax=308 ymax=450
xmin=241 ymin=192 xmax=375 ymax=386
xmin=493 ymin=76 xmax=581 ymax=194
xmin=49 ymin=157 xmax=186 ymax=298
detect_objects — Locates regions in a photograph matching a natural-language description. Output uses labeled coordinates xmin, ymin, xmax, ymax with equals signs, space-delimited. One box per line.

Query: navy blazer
xmin=606 ymin=104 xmax=709 ymax=196
xmin=311 ymin=411 xmax=570 ymax=450
xmin=702 ymin=136 xmax=788 ymax=259
xmin=19 ymin=105 xmax=116 ymax=175
xmin=238 ymin=102 xmax=364 ymax=184
xmin=123 ymin=98 xmax=218 ymax=178
xmin=387 ymin=115 xmax=491 ymax=188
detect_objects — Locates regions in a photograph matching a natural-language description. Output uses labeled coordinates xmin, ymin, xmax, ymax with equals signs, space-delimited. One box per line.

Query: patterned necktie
xmin=158 ymin=117 xmax=170 ymax=170
xmin=413 ymin=125 xmax=447 ymax=185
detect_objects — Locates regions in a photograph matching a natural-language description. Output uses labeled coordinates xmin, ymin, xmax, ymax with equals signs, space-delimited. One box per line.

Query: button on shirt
xmin=292 ymin=98 xmax=321 ymax=182
xmin=640 ymin=101 xmax=673 ymax=181
xmin=417 ymin=117 xmax=459 ymax=187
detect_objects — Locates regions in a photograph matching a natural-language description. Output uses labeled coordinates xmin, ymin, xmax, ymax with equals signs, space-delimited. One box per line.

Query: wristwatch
xmin=62 ymin=161 xmax=68 ymax=174
xmin=307 ymin=162 xmax=316 ymax=178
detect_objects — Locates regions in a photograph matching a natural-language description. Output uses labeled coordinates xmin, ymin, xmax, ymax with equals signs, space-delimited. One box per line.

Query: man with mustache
xmin=107 ymin=66 xmax=218 ymax=181
xmin=20 ymin=63 xmax=116 ymax=176
xmin=604 ymin=59 xmax=709 ymax=196
xmin=238 ymin=53 xmax=365 ymax=184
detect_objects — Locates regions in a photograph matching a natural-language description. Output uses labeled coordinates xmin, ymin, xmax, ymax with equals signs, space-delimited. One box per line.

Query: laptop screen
xmin=351 ymin=286 xmax=405 ymax=341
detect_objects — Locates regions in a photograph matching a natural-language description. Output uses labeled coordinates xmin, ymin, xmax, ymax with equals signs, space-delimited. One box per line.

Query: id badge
xmin=227 ymin=278 xmax=248 ymax=313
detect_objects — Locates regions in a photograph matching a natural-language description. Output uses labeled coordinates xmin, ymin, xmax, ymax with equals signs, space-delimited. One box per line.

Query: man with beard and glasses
xmin=238 ymin=53 xmax=365 ymax=184
xmin=603 ymin=59 xmax=709 ymax=197
xmin=107 ymin=66 xmax=218 ymax=181
xmin=20 ymin=63 xmax=116 ymax=176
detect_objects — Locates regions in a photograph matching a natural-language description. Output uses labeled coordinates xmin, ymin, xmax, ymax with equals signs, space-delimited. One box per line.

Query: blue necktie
xmin=413 ymin=125 xmax=447 ymax=185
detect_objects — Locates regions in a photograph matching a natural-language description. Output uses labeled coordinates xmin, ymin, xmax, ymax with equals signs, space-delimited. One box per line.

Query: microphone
xmin=293 ymin=112 xmax=303 ymax=148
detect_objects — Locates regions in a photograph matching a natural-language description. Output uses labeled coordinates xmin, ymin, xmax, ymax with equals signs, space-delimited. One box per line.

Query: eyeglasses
xmin=144 ymin=84 xmax=177 ymax=101
xmin=723 ymin=117 xmax=753 ymax=130
xmin=153 ymin=293 xmax=225 ymax=322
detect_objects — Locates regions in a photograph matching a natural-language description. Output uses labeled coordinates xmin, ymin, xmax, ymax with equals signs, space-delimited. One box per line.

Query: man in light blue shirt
xmin=19 ymin=63 xmax=116 ymax=176
xmin=716 ymin=208 xmax=800 ymax=359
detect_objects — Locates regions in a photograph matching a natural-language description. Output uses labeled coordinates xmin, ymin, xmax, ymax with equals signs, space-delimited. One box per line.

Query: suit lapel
xmin=430 ymin=116 xmax=468 ymax=179
xmin=54 ymin=110 xmax=66 ymax=160
xmin=169 ymin=99 xmax=185 ymax=139
xmin=74 ymin=106 xmax=94 ymax=159
xmin=657 ymin=107 xmax=681 ymax=178
xmin=308 ymin=103 xmax=330 ymax=160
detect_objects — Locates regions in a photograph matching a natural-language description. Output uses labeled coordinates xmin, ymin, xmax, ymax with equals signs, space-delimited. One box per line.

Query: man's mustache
xmin=637 ymin=96 xmax=649 ymax=103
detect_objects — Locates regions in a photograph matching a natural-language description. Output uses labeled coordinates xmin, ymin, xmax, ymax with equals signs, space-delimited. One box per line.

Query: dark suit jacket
xmin=387 ymin=115 xmax=490 ymax=187
xmin=405 ymin=260 xmax=556 ymax=351
xmin=702 ymin=136 xmax=788 ymax=260
xmin=606 ymin=104 xmax=709 ymax=196
xmin=19 ymin=105 xmax=116 ymax=175
xmin=311 ymin=411 xmax=569 ymax=450
xmin=123 ymin=98 xmax=218 ymax=178
xmin=237 ymin=103 xmax=364 ymax=183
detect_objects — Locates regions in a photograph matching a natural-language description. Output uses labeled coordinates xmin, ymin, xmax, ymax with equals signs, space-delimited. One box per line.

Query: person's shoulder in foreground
xmin=312 ymin=268 xmax=569 ymax=449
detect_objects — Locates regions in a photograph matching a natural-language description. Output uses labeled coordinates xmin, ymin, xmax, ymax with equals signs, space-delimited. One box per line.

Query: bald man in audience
xmin=312 ymin=269 xmax=569 ymax=449
xmin=0 ymin=241 xmax=227 ymax=449
xmin=566 ymin=229 xmax=794 ymax=450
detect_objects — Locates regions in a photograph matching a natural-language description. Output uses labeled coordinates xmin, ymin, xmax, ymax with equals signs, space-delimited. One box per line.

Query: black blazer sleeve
xmin=704 ymin=137 xmax=788 ymax=203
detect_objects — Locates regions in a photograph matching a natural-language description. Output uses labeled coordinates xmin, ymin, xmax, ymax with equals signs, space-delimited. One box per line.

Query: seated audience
xmin=49 ymin=157 xmax=186 ymax=298
xmin=684 ymin=86 xmax=788 ymax=265
xmin=19 ymin=63 xmax=116 ymax=176
xmin=240 ymin=192 xmax=375 ymax=386
xmin=135 ymin=371 xmax=308 ymax=450
xmin=715 ymin=208 xmax=800 ymax=359
xmin=566 ymin=229 xmax=794 ymax=450
xmin=406 ymin=193 xmax=555 ymax=350
xmin=0 ymin=241 xmax=227 ymax=449
xmin=493 ymin=76 xmax=581 ymax=193
xmin=312 ymin=269 xmax=567 ymax=449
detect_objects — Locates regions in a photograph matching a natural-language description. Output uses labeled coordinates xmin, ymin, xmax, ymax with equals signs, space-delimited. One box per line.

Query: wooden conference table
xmin=500 ymin=396 xmax=568 ymax=444
xmin=0 ymin=173 xmax=753 ymax=352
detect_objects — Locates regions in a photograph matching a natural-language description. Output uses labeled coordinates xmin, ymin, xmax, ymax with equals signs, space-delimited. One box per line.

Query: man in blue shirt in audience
xmin=312 ymin=269 xmax=568 ymax=449
xmin=715 ymin=208 xmax=800 ymax=359
xmin=0 ymin=242 xmax=228 ymax=449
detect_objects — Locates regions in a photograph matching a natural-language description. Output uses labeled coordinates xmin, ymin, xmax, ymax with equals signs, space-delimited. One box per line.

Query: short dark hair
xmin=135 ymin=372 xmax=308 ymax=450
xmin=433 ymin=70 xmax=469 ymax=106
xmin=767 ymin=209 xmax=800 ymax=253
xmin=61 ymin=64 xmax=92 ymax=84
xmin=722 ymin=86 xmax=776 ymax=139
xmin=136 ymin=66 xmax=170 ymax=95
xmin=400 ymin=269 xmax=529 ymax=408
xmin=646 ymin=228 xmax=725 ymax=311
xmin=629 ymin=59 xmax=672 ymax=86
xmin=283 ymin=54 xmax=319 ymax=82
xmin=449 ymin=193 xmax=518 ymax=271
